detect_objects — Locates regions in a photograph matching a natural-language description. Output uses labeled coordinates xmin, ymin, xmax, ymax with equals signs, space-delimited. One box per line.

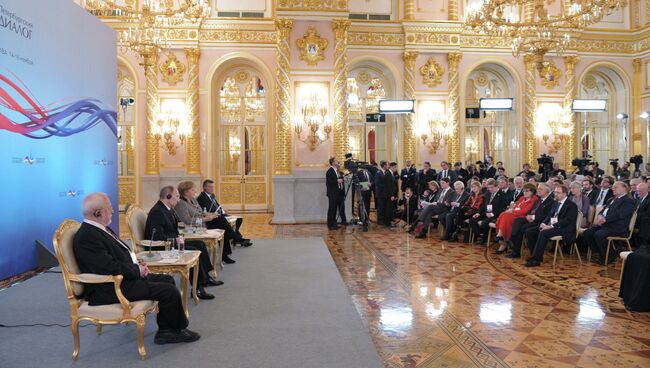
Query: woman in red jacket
xmin=494 ymin=183 xmax=538 ymax=253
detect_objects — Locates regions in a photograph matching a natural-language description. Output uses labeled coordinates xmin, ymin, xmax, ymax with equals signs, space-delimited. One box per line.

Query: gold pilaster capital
xmin=563 ymin=55 xmax=580 ymax=69
xmin=633 ymin=58 xmax=642 ymax=73
xmin=184 ymin=47 xmax=201 ymax=61
xmin=142 ymin=51 xmax=158 ymax=67
xmin=332 ymin=18 xmax=351 ymax=39
xmin=447 ymin=52 xmax=462 ymax=70
xmin=402 ymin=51 xmax=418 ymax=69
xmin=275 ymin=18 xmax=294 ymax=35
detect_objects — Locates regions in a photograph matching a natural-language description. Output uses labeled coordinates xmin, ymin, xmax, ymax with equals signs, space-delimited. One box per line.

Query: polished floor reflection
xmin=121 ymin=213 xmax=650 ymax=367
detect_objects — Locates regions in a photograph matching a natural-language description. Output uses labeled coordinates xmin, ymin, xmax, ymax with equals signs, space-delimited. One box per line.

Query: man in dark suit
xmin=583 ymin=181 xmax=636 ymax=264
xmin=197 ymin=179 xmax=252 ymax=248
xmin=417 ymin=161 xmax=436 ymax=196
xmin=525 ymin=185 xmax=579 ymax=267
xmin=382 ymin=161 xmax=397 ymax=227
xmin=400 ymin=160 xmax=417 ymax=193
xmin=552 ymin=163 xmax=567 ymax=178
xmin=590 ymin=162 xmax=605 ymax=178
xmin=593 ymin=176 xmax=615 ymax=207
xmin=507 ymin=183 xmax=555 ymax=259
xmin=582 ymin=177 xmax=599 ymax=205
xmin=374 ymin=161 xmax=388 ymax=225
xmin=454 ymin=162 xmax=469 ymax=185
xmin=74 ymin=193 xmax=199 ymax=344
xmin=144 ymin=187 xmax=217 ymax=299
xmin=635 ymin=182 xmax=650 ymax=246
xmin=510 ymin=176 xmax=526 ymax=203
xmin=440 ymin=181 xmax=470 ymax=240
xmin=437 ymin=161 xmax=458 ymax=182
xmin=469 ymin=178 xmax=507 ymax=244
xmin=518 ymin=163 xmax=536 ymax=180
xmin=326 ymin=157 xmax=344 ymax=230
xmin=483 ymin=156 xmax=497 ymax=180
xmin=415 ymin=178 xmax=455 ymax=238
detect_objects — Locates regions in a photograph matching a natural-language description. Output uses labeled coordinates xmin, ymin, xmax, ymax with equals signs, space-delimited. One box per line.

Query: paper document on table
xmin=138 ymin=240 xmax=166 ymax=248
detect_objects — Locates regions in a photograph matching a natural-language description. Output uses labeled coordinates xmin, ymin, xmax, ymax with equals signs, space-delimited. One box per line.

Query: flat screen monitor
xmin=378 ymin=100 xmax=415 ymax=114
xmin=479 ymin=98 xmax=513 ymax=111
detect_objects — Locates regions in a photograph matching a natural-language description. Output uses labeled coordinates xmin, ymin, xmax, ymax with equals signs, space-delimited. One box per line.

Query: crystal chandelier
xmin=294 ymin=93 xmax=331 ymax=151
xmin=465 ymin=0 xmax=627 ymax=63
xmin=82 ymin=0 xmax=210 ymax=56
xmin=535 ymin=103 xmax=572 ymax=155
xmin=151 ymin=100 xmax=192 ymax=156
xmin=420 ymin=111 xmax=455 ymax=154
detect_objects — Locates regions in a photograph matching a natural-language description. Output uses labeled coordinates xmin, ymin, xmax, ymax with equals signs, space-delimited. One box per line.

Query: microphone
xmin=141 ymin=228 xmax=161 ymax=261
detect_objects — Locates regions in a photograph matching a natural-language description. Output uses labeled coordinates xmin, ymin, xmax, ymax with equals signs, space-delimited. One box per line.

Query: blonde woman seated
xmin=176 ymin=181 xmax=235 ymax=264
xmin=569 ymin=181 xmax=590 ymax=227
xmin=495 ymin=183 xmax=539 ymax=254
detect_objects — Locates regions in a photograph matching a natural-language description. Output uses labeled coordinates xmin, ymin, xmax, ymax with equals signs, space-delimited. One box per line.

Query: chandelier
xmin=535 ymin=103 xmax=572 ymax=155
xmin=420 ymin=111 xmax=455 ymax=154
xmin=151 ymin=100 xmax=192 ymax=156
xmin=465 ymin=0 xmax=627 ymax=64
xmin=82 ymin=0 xmax=210 ymax=56
xmin=294 ymin=93 xmax=331 ymax=151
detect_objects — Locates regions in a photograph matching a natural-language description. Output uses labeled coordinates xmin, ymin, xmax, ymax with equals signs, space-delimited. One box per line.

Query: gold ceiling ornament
xmin=83 ymin=0 xmax=210 ymax=57
xmin=464 ymin=0 xmax=627 ymax=68
xmin=475 ymin=71 xmax=488 ymax=87
xmin=236 ymin=70 xmax=250 ymax=84
xmin=539 ymin=60 xmax=561 ymax=89
xmin=277 ymin=0 xmax=348 ymax=11
xmin=356 ymin=71 xmax=371 ymax=85
xmin=158 ymin=52 xmax=186 ymax=85
xmin=296 ymin=26 xmax=328 ymax=66
xmin=419 ymin=57 xmax=445 ymax=88
xmin=583 ymin=74 xmax=598 ymax=90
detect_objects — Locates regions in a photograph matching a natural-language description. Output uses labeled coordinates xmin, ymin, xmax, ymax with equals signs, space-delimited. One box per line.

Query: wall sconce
xmin=418 ymin=104 xmax=454 ymax=154
xmin=294 ymin=92 xmax=331 ymax=151
xmin=151 ymin=99 xmax=191 ymax=156
xmin=534 ymin=103 xmax=572 ymax=154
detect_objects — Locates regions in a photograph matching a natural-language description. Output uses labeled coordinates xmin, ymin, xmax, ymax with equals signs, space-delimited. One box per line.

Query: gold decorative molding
xmin=524 ymin=54 xmax=538 ymax=166
xmin=277 ymin=0 xmax=348 ymax=11
xmin=448 ymin=0 xmax=459 ymax=21
xmin=118 ymin=176 xmax=136 ymax=206
xmin=274 ymin=19 xmax=294 ymax=175
xmin=403 ymin=51 xmax=418 ymax=164
xmin=404 ymin=0 xmax=415 ymax=20
xmin=563 ymin=56 xmax=579 ymax=169
xmin=296 ymin=26 xmax=328 ymax=66
xmin=200 ymin=29 xmax=276 ymax=43
xmin=184 ymin=48 xmax=200 ymax=175
xmin=539 ymin=61 xmax=561 ymax=89
xmin=419 ymin=57 xmax=445 ymax=88
xmin=159 ymin=52 xmax=186 ymax=86
xmin=632 ymin=58 xmax=644 ymax=154
xmin=447 ymin=52 xmax=462 ymax=164
xmin=143 ymin=51 xmax=160 ymax=175
xmin=332 ymin=18 xmax=351 ymax=162
xmin=348 ymin=31 xmax=404 ymax=46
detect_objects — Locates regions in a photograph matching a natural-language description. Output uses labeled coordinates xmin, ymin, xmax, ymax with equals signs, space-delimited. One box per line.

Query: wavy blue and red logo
xmin=0 ymin=72 xmax=116 ymax=138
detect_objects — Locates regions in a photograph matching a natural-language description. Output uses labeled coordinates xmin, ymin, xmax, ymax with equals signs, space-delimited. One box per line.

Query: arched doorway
xmin=463 ymin=63 xmax=521 ymax=176
xmin=577 ymin=64 xmax=631 ymax=173
xmin=346 ymin=61 xmax=396 ymax=164
xmin=214 ymin=66 xmax=270 ymax=211
xmin=117 ymin=60 xmax=137 ymax=208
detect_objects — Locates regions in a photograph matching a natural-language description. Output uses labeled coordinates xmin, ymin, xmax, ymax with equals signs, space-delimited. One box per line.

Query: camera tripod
xmin=339 ymin=174 xmax=369 ymax=232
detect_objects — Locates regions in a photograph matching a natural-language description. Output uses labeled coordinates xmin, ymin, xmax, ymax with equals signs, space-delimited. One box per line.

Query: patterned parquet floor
xmin=234 ymin=213 xmax=650 ymax=368
xmin=111 ymin=213 xmax=650 ymax=366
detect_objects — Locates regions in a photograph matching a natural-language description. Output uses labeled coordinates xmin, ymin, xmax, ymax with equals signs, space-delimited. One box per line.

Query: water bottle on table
xmin=178 ymin=234 xmax=185 ymax=255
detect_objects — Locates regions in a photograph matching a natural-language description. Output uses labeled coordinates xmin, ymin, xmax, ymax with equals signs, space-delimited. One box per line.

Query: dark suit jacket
xmin=479 ymin=190 xmax=508 ymax=218
xmin=599 ymin=195 xmax=635 ymax=230
xmin=374 ymin=170 xmax=387 ymax=198
xmin=542 ymin=199 xmax=579 ymax=244
xmin=636 ymin=195 xmax=650 ymax=225
xmin=400 ymin=167 xmax=417 ymax=191
xmin=436 ymin=169 xmax=458 ymax=183
xmin=586 ymin=189 xmax=599 ymax=206
xmin=357 ymin=169 xmax=372 ymax=187
xmin=511 ymin=188 xmax=525 ymax=203
xmin=531 ymin=194 xmax=556 ymax=225
xmin=384 ymin=170 xmax=397 ymax=198
xmin=447 ymin=191 xmax=470 ymax=215
xmin=145 ymin=201 xmax=179 ymax=241
xmin=326 ymin=167 xmax=340 ymax=198
xmin=417 ymin=169 xmax=436 ymax=195
xmin=594 ymin=188 xmax=614 ymax=206
xmin=455 ymin=168 xmax=469 ymax=184
xmin=552 ymin=169 xmax=567 ymax=178
xmin=483 ymin=166 xmax=497 ymax=180
xmin=197 ymin=191 xmax=221 ymax=214
xmin=73 ymin=222 xmax=143 ymax=305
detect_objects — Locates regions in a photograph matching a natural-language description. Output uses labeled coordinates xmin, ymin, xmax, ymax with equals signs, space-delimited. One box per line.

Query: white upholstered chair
xmin=125 ymin=205 xmax=148 ymax=253
xmin=53 ymin=219 xmax=157 ymax=360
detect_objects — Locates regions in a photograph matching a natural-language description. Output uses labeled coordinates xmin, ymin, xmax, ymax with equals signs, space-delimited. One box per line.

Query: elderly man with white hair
xmin=73 ymin=192 xmax=200 ymax=345
xmin=635 ymin=182 xmax=650 ymax=247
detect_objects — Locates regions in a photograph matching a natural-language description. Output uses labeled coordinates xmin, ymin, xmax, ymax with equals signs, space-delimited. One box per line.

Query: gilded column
xmin=404 ymin=0 xmax=415 ymax=20
xmin=274 ymin=19 xmax=294 ymax=175
xmin=402 ymin=51 xmax=418 ymax=163
xmin=143 ymin=51 xmax=160 ymax=175
xmin=633 ymin=58 xmax=643 ymax=154
xmin=448 ymin=0 xmax=459 ymax=21
xmin=524 ymin=54 xmax=538 ymax=165
xmin=126 ymin=127 xmax=134 ymax=174
xmin=184 ymin=48 xmax=201 ymax=175
xmin=332 ymin=19 xmax=351 ymax=162
xmin=447 ymin=52 xmax=462 ymax=164
xmin=563 ymin=56 xmax=579 ymax=169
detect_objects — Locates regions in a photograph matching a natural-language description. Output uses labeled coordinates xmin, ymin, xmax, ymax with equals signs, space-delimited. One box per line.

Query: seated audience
xmin=197 ymin=179 xmax=253 ymax=249
xmin=144 ymin=186 xmax=219 ymax=299
xmin=518 ymin=163 xmax=536 ymax=179
xmin=507 ymin=183 xmax=554 ymax=259
xmin=551 ymin=163 xmax=567 ymax=179
xmin=582 ymin=181 xmax=635 ymax=265
xmin=509 ymin=176 xmax=525 ymax=203
xmin=635 ymin=182 xmax=650 ymax=246
xmin=454 ymin=162 xmax=469 ymax=185
xmin=414 ymin=178 xmax=455 ymax=238
xmin=525 ymin=185 xmax=579 ymax=267
xmin=582 ymin=177 xmax=599 ymax=205
xmin=439 ymin=181 xmax=470 ymax=241
xmin=469 ymin=178 xmax=508 ymax=245
xmin=73 ymin=193 xmax=199 ymax=344
xmin=397 ymin=187 xmax=418 ymax=225
xmin=447 ymin=180 xmax=485 ymax=242
xmin=417 ymin=161 xmax=436 ymax=196
xmin=494 ymin=183 xmax=538 ymax=253
xmin=407 ymin=181 xmax=439 ymax=233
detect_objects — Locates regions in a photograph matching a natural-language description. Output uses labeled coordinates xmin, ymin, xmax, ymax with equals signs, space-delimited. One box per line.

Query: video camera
xmin=537 ymin=154 xmax=554 ymax=167
xmin=571 ymin=156 xmax=592 ymax=171
xmin=344 ymin=157 xmax=372 ymax=173
xmin=475 ymin=160 xmax=486 ymax=170
xmin=629 ymin=155 xmax=643 ymax=176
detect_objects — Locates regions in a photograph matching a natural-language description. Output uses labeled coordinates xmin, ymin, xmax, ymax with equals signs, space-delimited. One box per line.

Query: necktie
xmin=443 ymin=170 xmax=447 ymax=178
xmin=489 ymin=193 xmax=495 ymax=204
xmin=553 ymin=201 xmax=562 ymax=217
xmin=596 ymin=190 xmax=604 ymax=204
xmin=106 ymin=227 xmax=134 ymax=253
